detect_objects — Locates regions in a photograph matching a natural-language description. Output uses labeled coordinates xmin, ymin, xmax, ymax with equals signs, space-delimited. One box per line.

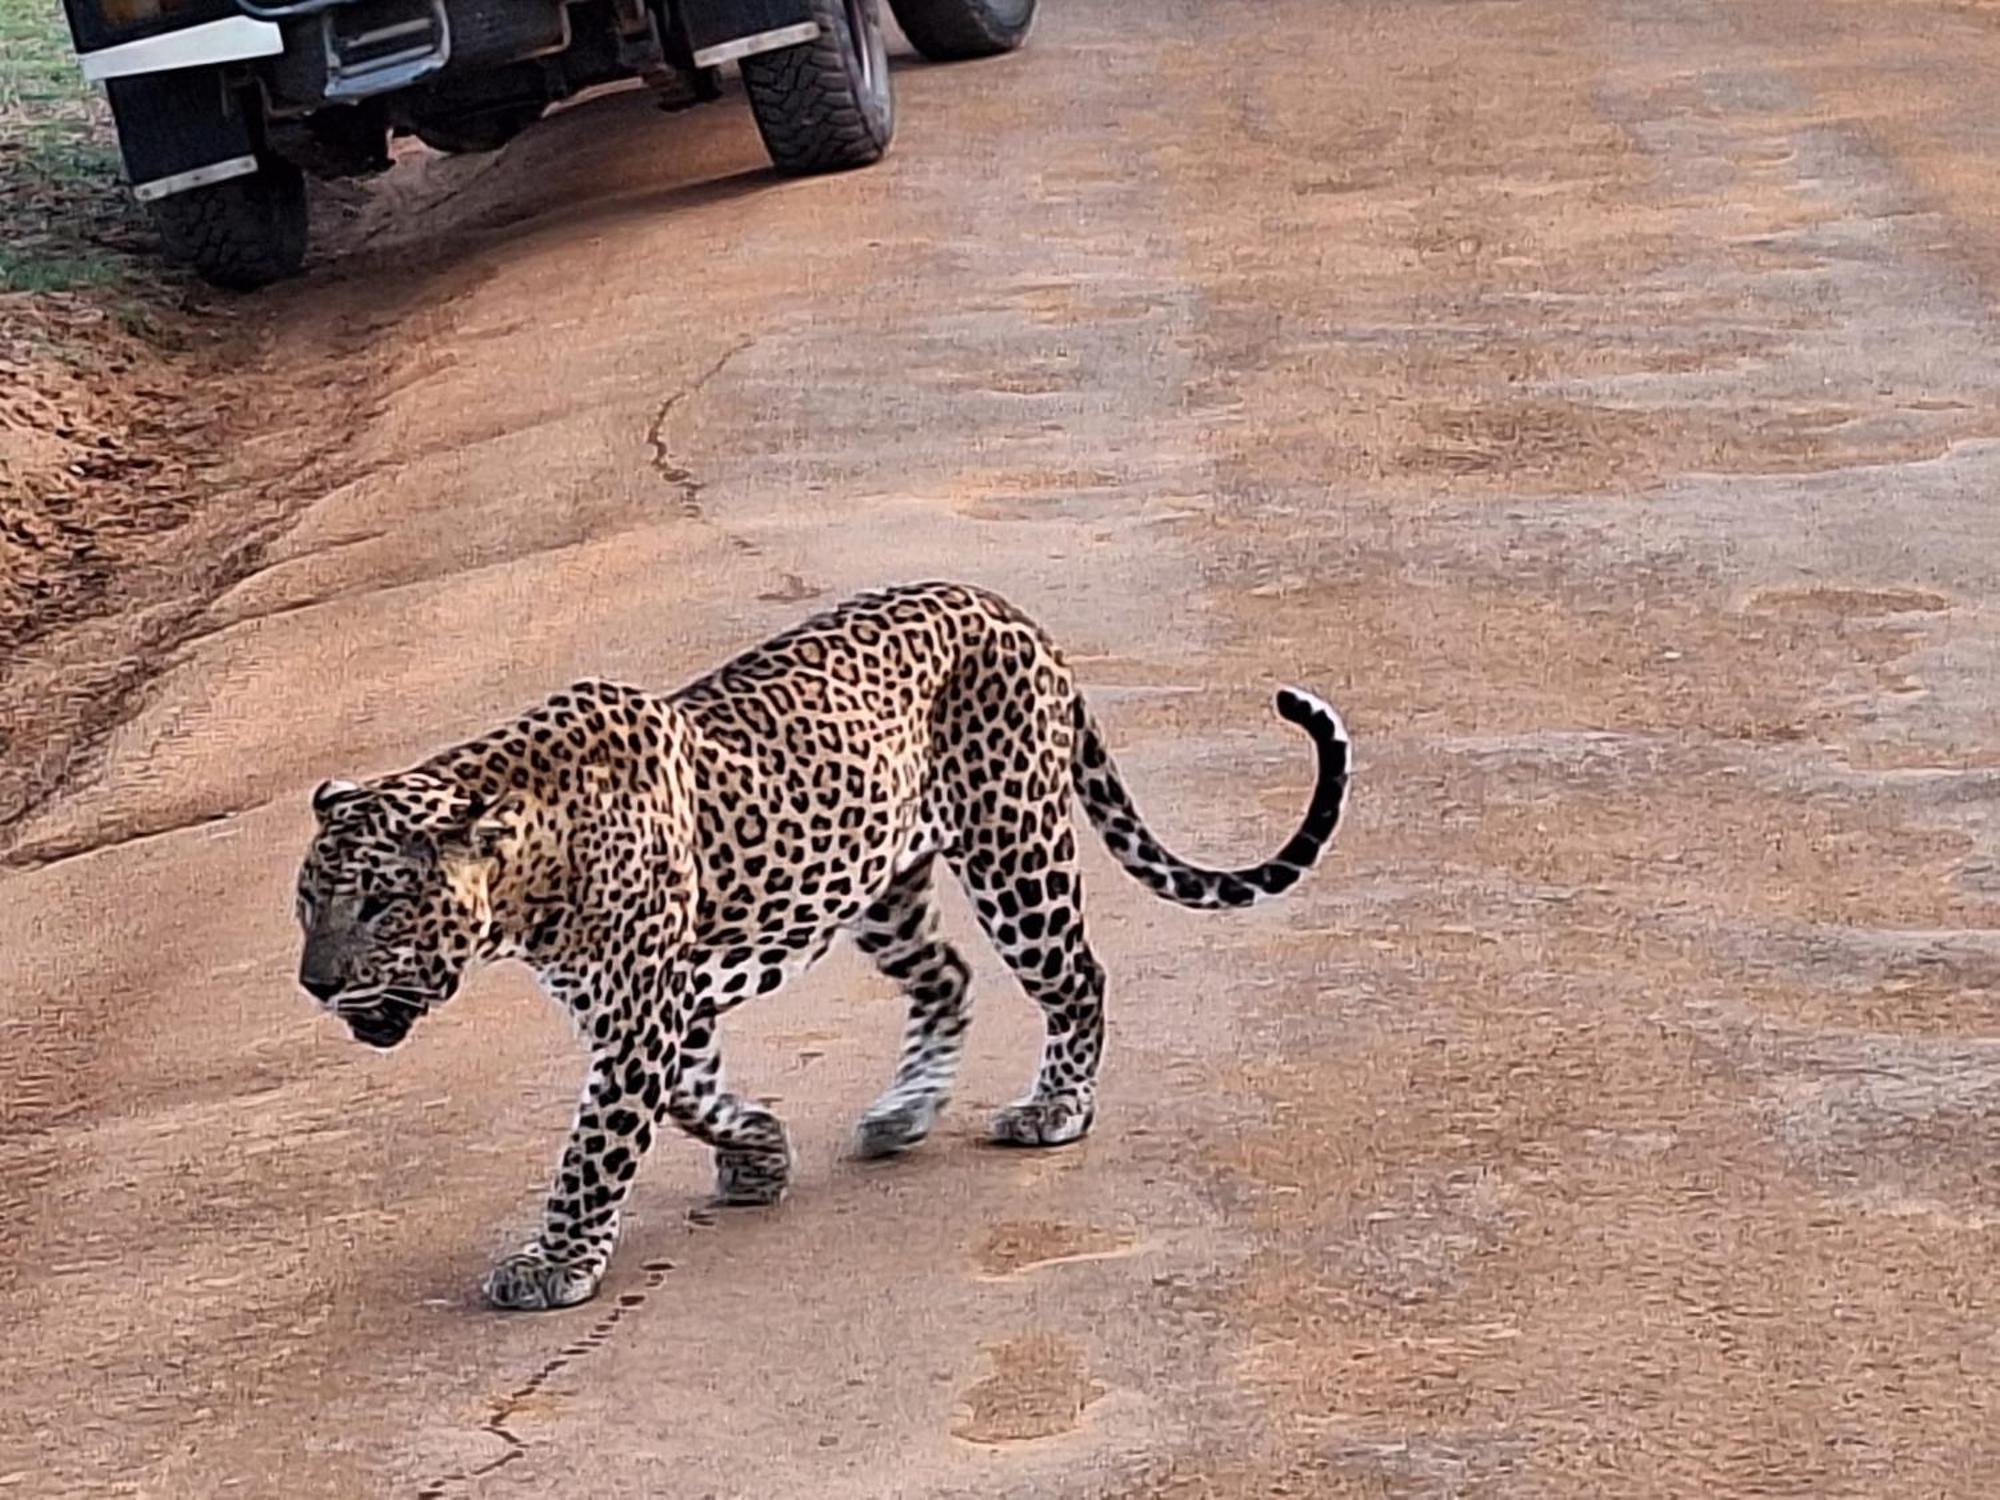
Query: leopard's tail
xmin=1071 ymin=687 xmax=1351 ymax=909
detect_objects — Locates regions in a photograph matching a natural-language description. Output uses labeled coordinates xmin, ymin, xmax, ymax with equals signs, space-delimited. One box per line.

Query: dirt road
xmin=9 ymin=0 xmax=2000 ymax=1494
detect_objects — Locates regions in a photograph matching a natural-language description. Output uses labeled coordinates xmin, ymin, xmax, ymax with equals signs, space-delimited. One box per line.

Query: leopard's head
xmin=294 ymin=772 xmax=525 ymax=1048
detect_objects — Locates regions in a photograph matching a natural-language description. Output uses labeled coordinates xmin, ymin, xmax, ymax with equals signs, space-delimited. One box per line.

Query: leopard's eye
xmin=356 ymin=894 xmax=395 ymax=924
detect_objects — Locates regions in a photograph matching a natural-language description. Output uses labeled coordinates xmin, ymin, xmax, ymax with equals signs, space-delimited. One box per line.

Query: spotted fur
xmin=295 ymin=581 xmax=1350 ymax=1310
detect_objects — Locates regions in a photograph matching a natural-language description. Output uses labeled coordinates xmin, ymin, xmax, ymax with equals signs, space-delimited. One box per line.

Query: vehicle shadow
xmin=248 ymin=36 xmax=1018 ymax=387
xmin=304 ymin=84 xmax=782 ymax=302
xmin=296 ymin=40 xmax=956 ymax=313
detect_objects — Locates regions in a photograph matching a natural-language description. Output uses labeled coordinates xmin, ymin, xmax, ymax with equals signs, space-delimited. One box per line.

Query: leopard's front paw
xmin=990 ymin=1094 xmax=1095 ymax=1147
xmin=855 ymin=1089 xmax=947 ymax=1158
xmin=481 ymin=1246 xmax=602 ymax=1312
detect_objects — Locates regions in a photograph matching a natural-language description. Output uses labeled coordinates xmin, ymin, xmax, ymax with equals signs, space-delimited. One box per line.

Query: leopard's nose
xmin=300 ymin=973 xmax=343 ymax=1003
xmin=300 ymin=933 xmax=348 ymax=1002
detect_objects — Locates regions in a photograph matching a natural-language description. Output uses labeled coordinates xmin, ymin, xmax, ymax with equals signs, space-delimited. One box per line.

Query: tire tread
xmin=741 ymin=0 xmax=893 ymax=175
xmin=149 ymin=159 xmax=308 ymax=292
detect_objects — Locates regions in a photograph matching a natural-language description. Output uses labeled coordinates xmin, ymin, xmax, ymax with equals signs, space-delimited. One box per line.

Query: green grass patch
xmin=0 ymin=0 xmax=149 ymax=295
xmin=0 ymin=2 xmax=91 ymax=107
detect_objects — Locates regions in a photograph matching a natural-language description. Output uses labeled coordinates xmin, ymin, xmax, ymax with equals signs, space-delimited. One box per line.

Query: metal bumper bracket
xmin=690 ymin=21 xmax=820 ymax=68
xmin=678 ymin=0 xmax=820 ymax=68
xmin=134 ymin=154 xmax=262 ymax=202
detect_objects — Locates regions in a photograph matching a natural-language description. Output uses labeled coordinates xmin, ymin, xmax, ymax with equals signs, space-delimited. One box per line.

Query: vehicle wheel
xmin=886 ymin=0 xmax=1034 ymax=60
xmin=740 ymin=0 xmax=893 ymax=176
xmin=149 ymin=155 xmax=309 ymax=292
xmin=410 ymin=103 xmax=545 ymax=156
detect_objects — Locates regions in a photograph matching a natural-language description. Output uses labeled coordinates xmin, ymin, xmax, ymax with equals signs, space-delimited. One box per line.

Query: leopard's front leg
xmin=483 ymin=968 xmax=687 ymax=1312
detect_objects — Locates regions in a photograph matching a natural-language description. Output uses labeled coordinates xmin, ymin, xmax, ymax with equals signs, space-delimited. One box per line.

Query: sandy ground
xmin=8 ymin=0 xmax=2000 ymax=1494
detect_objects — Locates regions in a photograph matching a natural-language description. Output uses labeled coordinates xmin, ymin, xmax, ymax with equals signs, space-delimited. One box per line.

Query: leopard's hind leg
xmin=952 ymin=809 xmax=1104 ymax=1147
xmin=934 ymin=631 xmax=1105 ymax=1147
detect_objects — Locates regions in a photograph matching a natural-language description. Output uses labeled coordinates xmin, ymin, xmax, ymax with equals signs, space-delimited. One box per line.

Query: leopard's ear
xmin=312 ymin=779 xmax=363 ymax=819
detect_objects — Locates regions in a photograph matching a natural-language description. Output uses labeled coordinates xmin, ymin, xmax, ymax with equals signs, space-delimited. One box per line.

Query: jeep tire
xmin=741 ymin=0 xmax=894 ymax=176
xmin=886 ymin=0 xmax=1034 ymax=60
xmin=150 ymin=155 xmax=309 ymax=292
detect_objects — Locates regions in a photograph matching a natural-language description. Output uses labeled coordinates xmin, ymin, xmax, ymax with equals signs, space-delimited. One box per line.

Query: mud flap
xmin=677 ymin=0 xmax=820 ymax=68
xmin=103 ymin=66 xmax=262 ymax=202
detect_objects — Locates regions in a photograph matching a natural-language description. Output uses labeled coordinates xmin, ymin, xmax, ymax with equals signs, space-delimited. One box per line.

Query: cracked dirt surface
xmin=8 ymin=0 xmax=2000 ymax=1495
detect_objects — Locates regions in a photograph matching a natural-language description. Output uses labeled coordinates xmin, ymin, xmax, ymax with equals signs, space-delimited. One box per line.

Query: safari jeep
xmin=61 ymin=0 xmax=1034 ymax=289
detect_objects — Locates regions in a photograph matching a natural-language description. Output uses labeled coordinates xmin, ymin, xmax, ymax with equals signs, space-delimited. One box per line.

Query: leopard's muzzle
xmin=339 ymin=994 xmax=427 ymax=1049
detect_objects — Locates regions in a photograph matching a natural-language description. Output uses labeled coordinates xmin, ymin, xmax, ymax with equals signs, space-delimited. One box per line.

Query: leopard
xmin=294 ymin=580 xmax=1351 ymax=1311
